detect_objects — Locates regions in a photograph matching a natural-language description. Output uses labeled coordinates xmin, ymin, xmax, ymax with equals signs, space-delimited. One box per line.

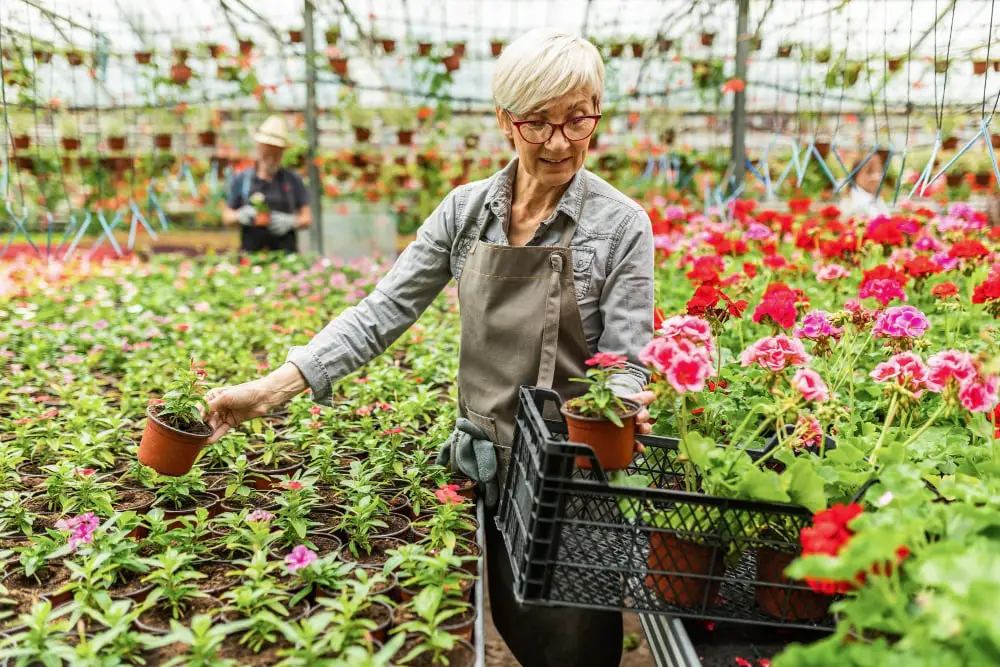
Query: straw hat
xmin=253 ymin=115 xmax=289 ymax=148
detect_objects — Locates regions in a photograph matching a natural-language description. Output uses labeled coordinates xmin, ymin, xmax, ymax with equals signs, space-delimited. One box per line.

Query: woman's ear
xmin=495 ymin=107 xmax=513 ymax=140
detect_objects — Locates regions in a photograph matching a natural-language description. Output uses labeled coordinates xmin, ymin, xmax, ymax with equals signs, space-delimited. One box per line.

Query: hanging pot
xmin=646 ymin=533 xmax=725 ymax=610
xmin=137 ymin=405 xmax=211 ymax=477
xmin=288 ymin=30 xmax=304 ymax=44
xmin=325 ymin=28 xmax=341 ymax=44
xmin=135 ymin=51 xmax=152 ymax=65
xmin=381 ymin=39 xmax=396 ymax=54
xmin=354 ymin=127 xmax=371 ymax=143
xmin=561 ymin=398 xmax=640 ymax=472
xmin=942 ymin=136 xmax=959 ymax=150
xmin=994 ymin=60 xmax=1000 ymax=72
xmin=32 ymin=49 xmax=52 ymax=63
xmin=170 ymin=63 xmax=192 ymax=85
xmin=198 ymin=130 xmax=217 ymax=147
xmin=207 ymin=44 xmax=224 ymax=59
xmin=66 ymin=51 xmax=84 ymax=66
xmin=975 ymin=172 xmax=991 ymax=187
xmin=630 ymin=42 xmax=645 ymax=58
xmin=974 ymin=60 xmax=988 ymax=75
xmin=992 ymin=133 xmax=1000 ymax=148
xmin=815 ymin=141 xmax=831 ymax=158
xmin=934 ymin=60 xmax=949 ymax=74
xmin=238 ymin=40 xmax=254 ymax=56
xmin=777 ymin=44 xmax=793 ymax=58
xmin=329 ymin=57 xmax=348 ymax=77
xmin=490 ymin=41 xmax=505 ymax=57
xmin=417 ymin=42 xmax=432 ymax=57
xmin=700 ymin=32 xmax=716 ymax=47
xmin=12 ymin=135 xmax=30 ymax=150
xmin=77 ymin=156 xmax=94 ymax=169
xmin=658 ymin=38 xmax=674 ymax=52
xmin=13 ymin=156 xmax=34 ymax=172
xmin=108 ymin=136 xmax=127 ymax=151
xmin=887 ymin=58 xmax=902 ymax=72
xmin=154 ymin=134 xmax=173 ymax=149
xmin=442 ymin=54 xmax=461 ymax=72
xmin=397 ymin=129 xmax=413 ymax=146
xmin=450 ymin=42 xmax=466 ymax=58
xmin=946 ymin=172 xmax=963 ymax=187
xmin=609 ymin=43 xmax=625 ymax=58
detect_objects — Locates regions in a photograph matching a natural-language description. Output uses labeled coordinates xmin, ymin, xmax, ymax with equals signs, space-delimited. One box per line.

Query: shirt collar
xmin=484 ymin=157 xmax=587 ymax=226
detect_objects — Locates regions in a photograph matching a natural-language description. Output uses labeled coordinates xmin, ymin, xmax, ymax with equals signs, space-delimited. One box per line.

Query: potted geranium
xmin=561 ymin=352 xmax=642 ymax=471
xmin=137 ymin=362 xmax=213 ymax=477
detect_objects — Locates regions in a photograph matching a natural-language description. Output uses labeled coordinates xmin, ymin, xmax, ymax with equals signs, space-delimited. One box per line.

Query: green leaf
xmin=735 ymin=467 xmax=790 ymax=504
xmin=679 ymin=431 xmax=714 ymax=470
xmin=783 ymin=459 xmax=828 ymax=513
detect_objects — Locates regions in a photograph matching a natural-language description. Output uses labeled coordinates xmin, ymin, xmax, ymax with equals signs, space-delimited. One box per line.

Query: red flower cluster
xmin=973 ymin=274 xmax=1000 ymax=304
xmin=931 ymin=282 xmax=959 ymax=299
xmin=949 ymin=240 xmax=989 ymax=260
xmin=864 ymin=217 xmax=909 ymax=248
xmin=686 ymin=284 xmax=747 ymax=320
xmin=800 ymin=504 xmax=863 ymax=595
xmin=685 ymin=255 xmax=726 ymax=285
xmin=903 ymin=255 xmax=941 ymax=280
xmin=858 ymin=264 xmax=909 ymax=306
xmin=751 ymin=283 xmax=806 ymax=330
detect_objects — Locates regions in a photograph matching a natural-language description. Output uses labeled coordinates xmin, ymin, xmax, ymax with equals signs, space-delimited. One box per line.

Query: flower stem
xmin=676 ymin=394 xmax=693 ymax=493
xmin=899 ymin=403 xmax=947 ymax=450
xmin=868 ymin=393 xmax=899 ymax=469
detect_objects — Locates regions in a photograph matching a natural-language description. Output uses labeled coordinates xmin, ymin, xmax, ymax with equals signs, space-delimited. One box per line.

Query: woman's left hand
xmin=627 ymin=390 xmax=656 ymax=453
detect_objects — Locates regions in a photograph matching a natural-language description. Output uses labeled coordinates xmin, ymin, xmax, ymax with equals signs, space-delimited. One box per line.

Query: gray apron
xmin=457 ymin=200 xmax=624 ymax=667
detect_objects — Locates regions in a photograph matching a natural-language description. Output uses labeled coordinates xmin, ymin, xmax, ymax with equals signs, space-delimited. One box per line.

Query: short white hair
xmin=492 ymin=28 xmax=604 ymax=116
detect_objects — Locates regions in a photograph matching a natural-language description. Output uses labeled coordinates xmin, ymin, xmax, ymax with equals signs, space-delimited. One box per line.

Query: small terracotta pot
xmin=238 ymin=40 xmax=254 ymax=56
xmin=137 ymin=406 xmax=211 ymax=477
xmin=197 ymin=130 xmax=216 ymax=147
xmin=450 ymin=42 xmax=466 ymax=58
xmin=61 ymin=136 xmax=81 ymax=151
xmin=135 ymin=51 xmax=152 ymax=65
xmin=108 ymin=136 xmax=127 ymax=151
xmin=329 ymin=57 xmax=348 ymax=77
xmin=12 ymin=135 xmax=30 ymax=150
xmin=755 ymin=546 xmax=832 ymax=622
xmin=700 ymin=32 xmax=715 ymax=47
xmin=442 ymin=54 xmax=461 ymax=72
xmin=289 ymin=30 xmax=304 ymax=43
xmin=255 ymin=211 xmax=272 ymax=228
xmin=645 ymin=532 xmax=724 ymax=610
xmin=887 ymin=58 xmax=902 ymax=72
xmin=170 ymin=63 xmax=192 ymax=85
xmin=381 ymin=39 xmax=396 ymax=54
xmin=976 ymin=172 xmax=992 ymax=187
xmin=353 ymin=127 xmax=371 ymax=143
xmin=397 ymin=129 xmax=413 ymax=146
xmin=942 ymin=137 xmax=959 ymax=150
xmin=66 ymin=51 xmax=84 ymax=66
xmin=562 ymin=399 xmax=640 ymax=471
xmin=974 ymin=60 xmax=988 ymax=75
xmin=490 ymin=41 xmax=504 ymax=57
xmin=154 ymin=134 xmax=173 ymax=149
xmin=631 ymin=43 xmax=645 ymax=58
xmin=418 ymin=43 xmax=432 ymax=56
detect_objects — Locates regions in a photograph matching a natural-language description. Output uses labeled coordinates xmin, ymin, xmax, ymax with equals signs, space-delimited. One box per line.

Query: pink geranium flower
xmin=872 ymin=306 xmax=930 ymax=340
xmin=739 ymin=335 xmax=811 ymax=372
xmin=925 ymin=350 xmax=977 ymax=390
xmin=639 ymin=337 xmax=714 ymax=394
xmin=55 ymin=512 xmax=100 ymax=551
xmin=815 ymin=263 xmax=851 ymax=282
xmin=958 ymin=377 xmax=1000 ymax=413
xmin=285 ymin=545 xmax=317 ymax=572
xmin=858 ymin=279 xmax=907 ymax=306
xmin=794 ymin=311 xmax=843 ymax=341
xmin=791 ymin=369 xmax=830 ymax=402
xmin=659 ymin=315 xmax=715 ymax=351
xmin=870 ymin=352 xmax=933 ymax=397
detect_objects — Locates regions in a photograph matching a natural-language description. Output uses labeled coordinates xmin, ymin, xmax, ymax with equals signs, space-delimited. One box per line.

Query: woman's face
xmin=497 ymin=90 xmax=597 ymax=189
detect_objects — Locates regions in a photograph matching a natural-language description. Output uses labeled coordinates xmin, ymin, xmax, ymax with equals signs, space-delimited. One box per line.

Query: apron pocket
xmin=465 ymin=407 xmax=500 ymax=445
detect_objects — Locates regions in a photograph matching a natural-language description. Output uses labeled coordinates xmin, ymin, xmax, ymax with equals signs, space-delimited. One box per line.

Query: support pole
xmin=304 ymin=0 xmax=324 ymax=256
xmin=731 ymin=0 xmax=750 ymax=192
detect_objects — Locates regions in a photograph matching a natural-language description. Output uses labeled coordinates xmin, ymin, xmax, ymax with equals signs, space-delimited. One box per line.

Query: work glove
xmin=437 ymin=418 xmax=498 ymax=509
xmin=267 ymin=211 xmax=297 ymax=236
xmin=236 ymin=205 xmax=257 ymax=226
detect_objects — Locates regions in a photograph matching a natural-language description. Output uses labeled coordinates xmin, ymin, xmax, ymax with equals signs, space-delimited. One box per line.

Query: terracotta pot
xmin=78 ymin=156 xmax=93 ymax=169
xmin=155 ymin=492 xmax=220 ymax=530
xmin=289 ymin=30 xmax=303 ymax=43
xmin=137 ymin=405 xmax=211 ymax=477
xmin=381 ymin=39 xmax=396 ymax=54
xmin=238 ymin=40 xmax=254 ymax=56
xmin=609 ymin=43 xmax=624 ymax=58
xmin=935 ymin=60 xmax=950 ymax=74
xmin=974 ymin=60 xmax=988 ymax=75
xmin=443 ymin=54 xmax=461 ymax=73
xmin=197 ymin=130 xmax=216 ymax=147
xmin=659 ymin=38 xmax=674 ymax=52
xmin=354 ymin=127 xmax=371 ymax=143
xmin=66 ymin=51 xmax=84 ymax=66
xmin=154 ymin=134 xmax=173 ymax=149
xmin=170 ymin=63 xmax=192 ymax=85
xmin=33 ymin=49 xmax=52 ymax=63
xmin=645 ymin=532 xmax=724 ymax=610
xmin=374 ymin=513 xmax=411 ymax=541
xmin=777 ymin=45 xmax=792 ymax=58
xmin=631 ymin=43 xmax=645 ymax=58
xmin=700 ymin=32 xmax=716 ymax=47
xmin=61 ymin=136 xmax=80 ymax=151
xmin=976 ymin=172 xmax=992 ymax=187
xmin=108 ymin=136 xmax=127 ymax=151
xmin=942 ymin=137 xmax=959 ymax=150
xmin=12 ymin=135 xmax=30 ymax=150
xmin=135 ymin=51 xmax=152 ymax=65
xmin=562 ymin=398 xmax=640 ymax=471
xmin=255 ymin=211 xmax=272 ymax=228
xmin=325 ymin=29 xmax=341 ymax=44
xmin=417 ymin=43 xmax=432 ymax=57
xmin=815 ymin=141 xmax=831 ymax=158
xmin=887 ymin=58 xmax=902 ymax=72
xmin=755 ymin=547 xmax=832 ymax=621
xmin=13 ymin=156 xmax=34 ymax=172
xmin=993 ymin=134 xmax=1000 ymax=148
xmin=451 ymin=42 xmax=466 ymax=58
xmin=397 ymin=129 xmax=413 ymax=146
xmin=329 ymin=57 xmax=348 ymax=77
xmin=491 ymin=41 xmax=505 ymax=57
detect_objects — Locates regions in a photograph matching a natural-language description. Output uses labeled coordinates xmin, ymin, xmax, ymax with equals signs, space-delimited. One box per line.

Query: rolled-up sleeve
xmin=600 ymin=210 xmax=654 ymax=398
xmin=287 ymin=190 xmax=461 ymax=403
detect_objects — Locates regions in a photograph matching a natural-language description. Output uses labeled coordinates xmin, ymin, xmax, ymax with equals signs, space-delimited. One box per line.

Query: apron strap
xmin=556 ymin=215 xmax=577 ymax=247
xmin=535 ymin=250 xmax=565 ymax=390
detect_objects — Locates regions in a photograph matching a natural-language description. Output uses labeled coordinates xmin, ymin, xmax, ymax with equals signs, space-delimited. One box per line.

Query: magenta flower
xmin=926 ymin=350 xmax=977 ymax=391
xmin=281 ymin=480 xmax=305 ymax=491
xmin=794 ymin=311 xmax=843 ymax=341
xmin=814 ymin=263 xmax=851 ymax=283
xmin=739 ymin=335 xmax=811 ymax=372
xmin=75 ymin=468 xmax=96 ymax=477
xmin=791 ymin=369 xmax=830 ymax=402
xmin=55 ymin=512 xmax=100 ymax=551
xmin=796 ymin=415 xmax=824 ymax=450
xmin=745 ymin=222 xmax=774 ymax=241
xmin=246 ymin=510 xmax=274 ymax=523
xmin=435 ymin=484 xmax=464 ymax=504
xmin=870 ymin=352 xmax=934 ymax=397
xmin=284 ymin=545 xmax=318 ymax=572
xmin=872 ymin=306 xmax=930 ymax=340
xmin=858 ymin=279 xmax=907 ymax=306
xmin=640 ymin=336 xmax=714 ymax=394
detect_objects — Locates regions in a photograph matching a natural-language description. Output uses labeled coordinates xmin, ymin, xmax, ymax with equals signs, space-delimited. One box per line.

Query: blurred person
xmin=222 ymin=115 xmax=311 ymax=253
xmin=204 ymin=28 xmax=654 ymax=667
xmin=842 ymin=151 xmax=890 ymax=218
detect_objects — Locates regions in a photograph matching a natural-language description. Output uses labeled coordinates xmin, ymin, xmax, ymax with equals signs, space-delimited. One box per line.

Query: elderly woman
xmin=204 ymin=29 xmax=654 ymax=666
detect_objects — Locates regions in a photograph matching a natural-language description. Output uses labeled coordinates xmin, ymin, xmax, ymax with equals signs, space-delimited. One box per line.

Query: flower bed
xmin=0 ymin=253 xmax=478 ymax=664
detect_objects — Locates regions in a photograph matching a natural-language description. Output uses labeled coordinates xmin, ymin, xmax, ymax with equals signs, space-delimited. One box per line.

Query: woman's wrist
xmin=261 ymin=362 xmax=308 ymax=410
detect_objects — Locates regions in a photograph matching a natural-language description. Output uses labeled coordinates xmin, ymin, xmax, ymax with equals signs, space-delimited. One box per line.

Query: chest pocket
xmin=570 ymin=245 xmax=596 ymax=300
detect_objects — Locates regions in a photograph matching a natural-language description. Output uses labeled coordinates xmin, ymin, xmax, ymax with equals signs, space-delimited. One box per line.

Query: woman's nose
xmin=545 ymin=127 xmax=571 ymax=151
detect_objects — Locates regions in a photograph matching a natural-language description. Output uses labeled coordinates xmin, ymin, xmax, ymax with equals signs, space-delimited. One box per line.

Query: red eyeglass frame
xmin=505 ymin=111 xmax=603 ymax=145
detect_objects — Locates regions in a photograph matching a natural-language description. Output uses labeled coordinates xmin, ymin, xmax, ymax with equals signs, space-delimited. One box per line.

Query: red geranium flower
xmin=949 ymin=240 xmax=989 ymax=260
xmin=903 ymin=255 xmax=942 ymax=279
xmin=931 ymin=282 xmax=959 ymax=298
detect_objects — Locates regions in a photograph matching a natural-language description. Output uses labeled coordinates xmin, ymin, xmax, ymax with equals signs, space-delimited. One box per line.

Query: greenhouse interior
xmin=2 ymin=0 xmax=1000 ymax=665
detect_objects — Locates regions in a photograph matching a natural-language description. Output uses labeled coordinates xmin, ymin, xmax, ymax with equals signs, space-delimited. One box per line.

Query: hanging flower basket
xmin=288 ymin=30 xmax=304 ymax=44
xmin=239 ymin=40 xmax=254 ymax=56
xmin=609 ymin=43 xmax=625 ymax=58
xmin=630 ymin=42 xmax=645 ymax=58
xmin=198 ymin=131 xmax=217 ymax=147
xmin=381 ymin=39 xmax=396 ymax=54
xmin=942 ymin=136 xmax=959 ymax=150
xmin=207 ymin=44 xmax=224 ymax=59
xmin=354 ymin=127 xmax=372 ymax=143
xmin=325 ymin=27 xmax=341 ymax=44
xmin=658 ymin=38 xmax=674 ymax=52
xmin=451 ymin=42 xmax=466 ymax=58
xmin=814 ymin=141 xmax=831 ymax=158
xmin=887 ymin=57 xmax=903 ymax=72
xmin=490 ymin=41 xmax=505 ymax=57
xmin=975 ymin=172 xmax=992 ymax=187
xmin=417 ymin=42 xmax=433 ymax=57
xmin=135 ymin=51 xmax=152 ymax=65
xmin=77 ymin=156 xmax=94 ymax=169
xmin=173 ymin=48 xmax=189 ymax=63
xmin=154 ymin=134 xmax=173 ymax=149
xmin=13 ymin=156 xmax=34 ymax=172
xmin=974 ymin=60 xmax=988 ymax=75
xmin=108 ymin=136 xmax=127 ymax=151
xmin=934 ymin=59 xmax=949 ymax=74
xmin=777 ymin=43 xmax=793 ymax=58
xmin=61 ymin=136 xmax=80 ymax=151
xmin=170 ymin=64 xmax=193 ymax=85
xmin=992 ymin=133 xmax=1000 ymax=148
xmin=66 ymin=51 xmax=84 ymax=66
xmin=700 ymin=32 xmax=716 ymax=47
xmin=32 ymin=49 xmax=52 ymax=63
xmin=946 ymin=172 xmax=962 ymax=187
xmin=329 ymin=57 xmax=348 ymax=77
xmin=443 ymin=54 xmax=461 ymax=72
xmin=12 ymin=135 xmax=30 ymax=150
xmin=397 ymin=130 xmax=413 ymax=146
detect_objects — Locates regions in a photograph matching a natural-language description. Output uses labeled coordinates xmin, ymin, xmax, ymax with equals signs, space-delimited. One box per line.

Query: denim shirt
xmin=288 ymin=159 xmax=654 ymax=404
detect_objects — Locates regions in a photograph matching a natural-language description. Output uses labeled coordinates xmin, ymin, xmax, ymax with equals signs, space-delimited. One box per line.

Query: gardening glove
xmin=267 ymin=211 xmax=297 ymax=236
xmin=436 ymin=417 xmax=498 ymax=509
xmin=236 ymin=205 xmax=257 ymax=226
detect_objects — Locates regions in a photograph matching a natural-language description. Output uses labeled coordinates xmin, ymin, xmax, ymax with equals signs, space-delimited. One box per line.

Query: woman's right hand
xmin=204 ymin=363 xmax=307 ymax=443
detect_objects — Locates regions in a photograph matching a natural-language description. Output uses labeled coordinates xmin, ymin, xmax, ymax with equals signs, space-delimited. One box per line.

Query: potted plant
xmin=442 ymin=52 xmax=461 ymax=73
xmin=328 ymin=47 xmax=349 ymax=77
xmin=324 ymin=25 xmax=341 ymax=44
xmin=561 ymin=353 xmax=641 ymax=471
xmin=8 ymin=112 xmax=32 ymax=149
xmin=31 ymin=43 xmax=53 ymax=63
xmin=238 ymin=38 xmax=254 ymax=56
xmin=150 ymin=109 xmax=180 ymax=150
xmin=288 ymin=28 xmax=304 ymax=44
xmin=135 ymin=48 xmax=153 ymax=65
xmin=347 ymin=106 xmax=374 ymax=143
xmin=449 ymin=41 xmax=466 ymax=58
xmin=815 ymin=47 xmax=832 ymax=64
xmin=630 ymin=37 xmax=646 ymax=58
xmin=102 ymin=113 xmax=128 ymax=151
xmin=777 ymin=42 xmax=794 ymax=58
xmin=940 ymin=115 xmax=960 ymax=150
xmin=58 ymin=115 xmax=80 ymax=151
xmin=490 ymin=39 xmax=505 ymax=57
xmin=417 ymin=41 xmax=433 ymax=57
xmin=136 ymin=362 xmax=213 ymax=477
xmin=700 ymin=31 xmax=716 ymax=47
xmin=887 ymin=53 xmax=904 ymax=72
xmin=65 ymin=48 xmax=84 ymax=66
xmin=191 ymin=106 xmax=217 ymax=146
xmin=382 ymin=106 xmax=417 ymax=145
xmin=658 ymin=35 xmax=674 ymax=52
xmin=935 ymin=58 xmax=950 ymax=74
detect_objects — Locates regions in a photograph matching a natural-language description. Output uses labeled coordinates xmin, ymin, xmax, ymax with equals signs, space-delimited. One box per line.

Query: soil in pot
xmin=108 ymin=571 xmax=154 ymax=602
xmin=5 ymin=565 xmax=72 ymax=611
xmin=113 ymin=488 xmax=155 ymax=513
xmin=374 ymin=513 xmax=411 ymax=541
xmin=137 ymin=641 xmax=188 ymax=664
xmin=562 ymin=398 xmax=640 ymax=472
xmin=195 ymin=560 xmax=239 ymax=595
xmin=339 ymin=537 xmax=406 ymax=569
xmin=646 ymin=533 xmax=725 ymax=610
xmin=138 ymin=404 xmax=212 ymax=477
xmin=137 ymin=597 xmax=221 ymax=634
xmin=219 ymin=492 xmax=278 ymax=514
xmin=217 ymin=634 xmax=293 ymax=666
xmin=308 ymin=511 xmax=344 ymax=534
xmin=401 ymin=637 xmax=475 ymax=667
xmin=755 ymin=546 xmax=832 ymax=622
xmin=275 ymin=535 xmax=342 ymax=560
xmin=357 ymin=600 xmax=392 ymax=642
xmin=155 ymin=492 xmax=219 ymax=528
xmin=401 ymin=577 xmax=474 ymax=604
xmin=248 ymin=457 xmax=303 ymax=490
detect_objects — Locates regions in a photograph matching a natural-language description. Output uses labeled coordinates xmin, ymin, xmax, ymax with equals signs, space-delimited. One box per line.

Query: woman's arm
xmin=598 ymin=210 xmax=655 ymax=398
xmin=285 ymin=189 xmax=462 ymax=404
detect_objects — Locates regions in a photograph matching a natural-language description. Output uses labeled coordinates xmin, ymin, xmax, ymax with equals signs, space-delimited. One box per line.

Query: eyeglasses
xmin=506 ymin=112 xmax=602 ymax=145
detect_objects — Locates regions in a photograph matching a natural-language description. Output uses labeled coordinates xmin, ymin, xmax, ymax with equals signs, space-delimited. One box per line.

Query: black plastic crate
xmin=496 ymin=386 xmax=836 ymax=631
